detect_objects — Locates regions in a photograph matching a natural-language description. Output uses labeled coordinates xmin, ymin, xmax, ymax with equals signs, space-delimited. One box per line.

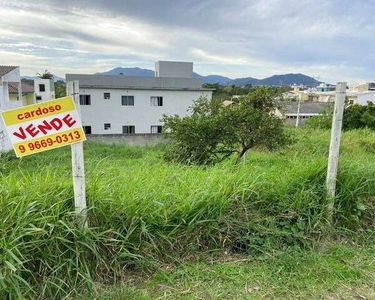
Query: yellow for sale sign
xmin=1 ymin=96 xmax=86 ymax=157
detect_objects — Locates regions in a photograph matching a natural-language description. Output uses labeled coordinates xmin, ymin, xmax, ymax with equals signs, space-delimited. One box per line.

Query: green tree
xmin=54 ymin=81 xmax=66 ymax=98
xmin=162 ymin=87 xmax=290 ymax=165
xmin=219 ymin=89 xmax=289 ymax=164
xmin=162 ymin=97 xmax=225 ymax=165
xmin=306 ymin=101 xmax=375 ymax=131
xmin=343 ymin=104 xmax=366 ymax=130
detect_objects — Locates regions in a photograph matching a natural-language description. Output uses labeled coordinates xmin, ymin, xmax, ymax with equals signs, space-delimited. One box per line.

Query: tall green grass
xmin=1 ymin=128 xmax=375 ymax=299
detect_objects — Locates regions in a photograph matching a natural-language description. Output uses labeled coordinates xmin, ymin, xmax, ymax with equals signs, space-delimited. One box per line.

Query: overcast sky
xmin=0 ymin=0 xmax=374 ymax=83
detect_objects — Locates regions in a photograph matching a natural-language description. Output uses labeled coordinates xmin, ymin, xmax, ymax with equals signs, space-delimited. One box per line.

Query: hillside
xmin=229 ymin=76 xmax=261 ymax=86
xmin=193 ymin=72 xmax=232 ymax=84
xmin=260 ymin=73 xmax=320 ymax=86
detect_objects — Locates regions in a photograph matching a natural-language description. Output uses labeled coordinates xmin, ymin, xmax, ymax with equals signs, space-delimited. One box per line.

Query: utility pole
xmin=326 ymin=82 xmax=346 ymax=221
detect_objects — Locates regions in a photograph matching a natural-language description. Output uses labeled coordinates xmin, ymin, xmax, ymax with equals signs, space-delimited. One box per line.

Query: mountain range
xmin=23 ymin=68 xmax=321 ymax=87
xmin=96 ymin=67 xmax=321 ymax=87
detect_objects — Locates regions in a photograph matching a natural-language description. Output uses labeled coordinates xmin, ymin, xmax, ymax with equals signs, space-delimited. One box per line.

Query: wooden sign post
xmin=0 ymin=96 xmax=85 ymax=156
xmin=326 ymin=82 xmax=346 ymax=220
xmin=67 ymin=81 xmax=87 ymax=227
xmin=1 ymin=81 xmax=87 ymax=227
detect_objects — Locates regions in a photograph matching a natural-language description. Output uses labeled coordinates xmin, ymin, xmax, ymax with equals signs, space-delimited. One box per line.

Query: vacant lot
xmin=75 ymin=244 xmax=375 ymax=300
xmin=1 ymin=128 xmax=375 ymax=299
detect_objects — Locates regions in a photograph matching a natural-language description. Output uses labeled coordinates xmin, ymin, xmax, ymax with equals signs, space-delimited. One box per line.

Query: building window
xmin=83 ymin=126 xmax=92 ymax=134
xmin=39 ymin=84 xmax=45 ymax=92
xmin=104 ymin=123 xmax=111 ymax=130
xmin=80 ymin=95 xmax=91 ymax=105
xmin=36 ymin=96 xmax=42 ymax=101
xmin=150 ymin=96 xmax=163 ymax=106
xmin=122 ymin=95 xmax=134 ymax=106
xmin=123 ymin=126 xmax=135 ymax=134
xmin=104 ymin=92 xmax=110 ymax=99
xmin=151 ymin=125 xmax=162 ymax=134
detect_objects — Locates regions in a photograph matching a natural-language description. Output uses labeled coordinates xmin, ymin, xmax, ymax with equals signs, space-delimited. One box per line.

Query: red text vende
xmin=13 ymin=114 xmax=77 ymax=140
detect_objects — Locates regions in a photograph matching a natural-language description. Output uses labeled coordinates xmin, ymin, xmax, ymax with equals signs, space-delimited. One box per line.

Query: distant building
xmin=316 ymin=82 xmax=336 ymax=92
xmin=8 ymin=82 xmax=35 ymax=106
xmin=284 ymin=82 xmax=359 ymax=104
xmin=66 ymin=61 xmax=213 ymax=135
xmin=34 ymin=78 xmax=55 ymax=102
xmin=290 ymin=84 xmax=308 ymax=92
xmin=355 ymin=82 xmax=375 ymax=93
xmin=275 ymin=101 xmax=334 ymax=126
xmin=313 ymin=91 xmax=358 ymax=104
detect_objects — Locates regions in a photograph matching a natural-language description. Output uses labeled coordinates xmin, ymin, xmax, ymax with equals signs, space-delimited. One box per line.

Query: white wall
xmin=79 ymin=88 xmax=212 ymax=134
xmin=34 ymin=79 xmax=55 ymax=101
xmin=1 ymin=67 xmax=21 ymax=105
xmin=0 ymin=67 xmax=23 ymax=152
xmin=0 ymin=85 xmax=23 ymax=152
xmin=0 ymin=88 xmax=22 ymax=152
xmin=0 ymin=118 xmax=14 ymax=152
xmin=155 ymin=61 xmax=193 ymax=78
xmin=0 ymin=85 xmax=6 ymax=105
xmin=358 ymin=92 xmax=375 ymax=105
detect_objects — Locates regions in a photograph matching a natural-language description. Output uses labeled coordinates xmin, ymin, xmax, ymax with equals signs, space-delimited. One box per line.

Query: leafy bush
xmin=305 ymin=106 xmax=333 ymax=129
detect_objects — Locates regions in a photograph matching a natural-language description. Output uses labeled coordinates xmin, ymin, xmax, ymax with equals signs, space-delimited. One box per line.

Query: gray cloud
xmin=0 ymin=0 xmax=374 ymax=82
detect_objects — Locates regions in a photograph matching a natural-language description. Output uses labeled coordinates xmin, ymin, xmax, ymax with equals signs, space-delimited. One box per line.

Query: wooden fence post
xmin=67 ymin=81 xmax=87 ymax=227
xmin=326 ymin=82 xmax=346 ymax=220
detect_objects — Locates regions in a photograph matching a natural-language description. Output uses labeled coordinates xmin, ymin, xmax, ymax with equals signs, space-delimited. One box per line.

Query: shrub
xmin=162 ymin=87 xmax=290 ymax=165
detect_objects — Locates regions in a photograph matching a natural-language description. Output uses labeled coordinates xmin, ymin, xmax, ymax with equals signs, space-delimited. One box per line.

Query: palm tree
xmin=36 ymin=70 xmax=54 ymax=80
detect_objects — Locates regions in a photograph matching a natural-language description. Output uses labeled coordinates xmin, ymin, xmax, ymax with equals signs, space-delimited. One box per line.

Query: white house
xmin=357 ymin=91 xmax=375 ymax=105
xmin=0 ymin=66 xmax=23 ymax=109
xmin=0 ymin=66 xmax=24 ymax=152
xmin=66 ymin=61 xmax=213 ymax=135
xmin=34 ymin=78 xmax=55 ymax=102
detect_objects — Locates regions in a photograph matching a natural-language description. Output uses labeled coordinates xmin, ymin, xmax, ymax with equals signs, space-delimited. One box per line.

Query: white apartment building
xmin=34 ymin=78 xmax=55 ymax=102
xmin=66 ymin=61 xmax=213 ymax=135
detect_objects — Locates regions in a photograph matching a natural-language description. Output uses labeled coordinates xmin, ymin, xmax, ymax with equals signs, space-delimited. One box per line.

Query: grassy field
xmin=75 ymin=244 xmax=375 ymax=300
xmin=1 ymin=128 xmax=375 ymax=299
